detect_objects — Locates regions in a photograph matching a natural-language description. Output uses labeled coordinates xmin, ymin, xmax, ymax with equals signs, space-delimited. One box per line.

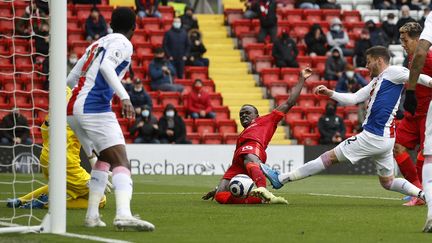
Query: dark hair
xmin=154 ymin=47 xmax=164 ymax=54
xmin=365 ymin=46 xmax=391 ymax=64
xmin=111 ymin=7 xmax=136 ymax=34
xmin=399 ymin=22 xmax=423 ymax=38
xmin=242 ymin=104 xmax=259 ymax=115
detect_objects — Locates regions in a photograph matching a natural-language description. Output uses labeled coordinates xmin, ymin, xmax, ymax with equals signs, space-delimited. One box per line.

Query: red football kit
xmin=223 ymin=109 xmax=284 ymax=180
xmin=395 ymin=51 xmax=432 ymax=189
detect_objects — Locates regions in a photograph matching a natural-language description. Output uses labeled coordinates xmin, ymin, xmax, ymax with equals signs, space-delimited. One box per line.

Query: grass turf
xmin=0 ymin=174 xmax=430 ymax=243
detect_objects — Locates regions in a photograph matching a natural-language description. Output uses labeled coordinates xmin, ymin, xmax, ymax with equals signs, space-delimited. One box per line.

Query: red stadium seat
xmin=159 ymin=91 xmax=181 ymax=106
xmin=252 ymin=56 xmax=273 ymax=73
xmin=277 ymin=21 xmax=291 ymax=36
xmin=281 ymin=68 xmax=300 ymax=84
xmin=184 ymin=118 xmax=195 ymax=133
xmin=147 ymin=91 xmax=160 ymax=105
xmin=244 ymin=43 xmax=265 ymax=61
xmin=202 ymin=133 xmax=223 ymax=144
xmin=336 ymin=106 xmax=345 ymax=118
xmin=305 ymin=107 xmax=324 ymax=124
xmin=223 ymin=132 xmax=238 ymax=144
xmin=290 ymin=120 xmax=311 ymax=138
xmin=231 ymin=19 xmax=251 ymax=37
xmin=297 ymin=94 xmax=316 ymax=108
xmin=345 ymin=106 xmax=359 ymax=123
xmin=304 ymin=9 xmax=322 ymax=22
xmin=297 ymin=132 xmax=320 ymax=145
xmin=237 ymin=32 xmax=258 ymax=48
xmin=132 ymin=30 xmax=147 ymax=43
xmin=71 ymin=41 xmax=89 ymax=57
xmin=284 ymin=106 xmax=303 ymax=126
xmin=342 ymin=10 xmax=361 ymax=23
xmin=161 ymin=18 xmax=174 ymax=31
xmin=159 ymin=6 xmax=175 ymax=20
xmin=185 ymin=67 xmax=208 ymax=80
xmin=135 ymin=42 xmax=153 ymax=57
xmin=187 ymin=132 xmax=201 ymax=144
xmin=148 ymin=30 xmax=165 ymax=45
xmin=140 ymin=17 xmax=161 ymax=31
xmin=152 ymin=105 xmax=164 ymax=119
xmin=344 ymin=119 xmax=353 ymax=133
xmin=316 ymin=95 xmax=331 ymax=108
xmin=268 ymin=81 xmax=288 ymax=97
xmin=274 ymin=94 xmax=288 ymax=106
xmin=209 ymin=92 xmax=223 ymax=106
xmin=75 ymin=4 xmax=93 ymax=20
xmin=261 ymin=68 xmax=280 ymax=86
xmin=214 ymin=106 xmax=230 ymax=120
xmin=311 ymin=56 xmax=327 ymax=75
xmin=285 ymin=9 xmax=303 ymax=22
xmin=289 ymin=21 xmax=310 ymax=39
xmin=322 ymin=9 xmax=341 ymax=22
xmin=68 ymin=28 xmax=85 ymax=42
xmin=347 ymin=22 xmax=365 ymax=36
xmin=217 ymin=119 xmax=237 ymax=133
xmin=67 ymin=4 xmax=74 ymax=18
xmin=306 ymin=80 xmax=328 ymax=93
xmin=10 ymin=91 xmax=31 ymax=108
xmin=224 ymin=8 xmax=244 ymax=25
xmin=67 ymin=16 xmax=80 ymax=29
xmin=195 ymin=119 xmax=216 ymax=134
xmin=296 ymin=56 xmax=312 ymax=69
xmin=117 ymin=118 xmax=130 ymax=136
xmin=31 ymin=90 xmax=49 ymax=110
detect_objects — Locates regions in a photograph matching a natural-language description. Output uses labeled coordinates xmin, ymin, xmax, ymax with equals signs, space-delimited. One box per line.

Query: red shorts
xmin=222 ymin=142 xmax=267 ymax=180
xmin=395 ymin=113 xmax=427 ymax=150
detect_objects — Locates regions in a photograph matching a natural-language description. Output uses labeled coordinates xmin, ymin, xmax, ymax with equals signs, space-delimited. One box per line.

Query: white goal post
xmin=0 ymin=0 xmax=67 ymax=234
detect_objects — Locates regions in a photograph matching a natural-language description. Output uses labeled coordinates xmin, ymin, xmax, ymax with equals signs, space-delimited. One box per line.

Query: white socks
xmin=279 ymin=157 xmax=326 ymax=184
xmin=423 ymin=156 xmax=432 ymax=219
xmin=388 ymin=178 xmax=422 ymax=197
xmin=86 ymin=170 xmax=108 ymax=219
xmin=112 ymin=167 xmax=133 ymax=218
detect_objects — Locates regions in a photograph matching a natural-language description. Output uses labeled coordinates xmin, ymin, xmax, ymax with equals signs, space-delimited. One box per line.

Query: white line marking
xmin=306 ymin=193 xmax=401 ymax=201
xmin=59 ymin=232 xmax=132 ymax=243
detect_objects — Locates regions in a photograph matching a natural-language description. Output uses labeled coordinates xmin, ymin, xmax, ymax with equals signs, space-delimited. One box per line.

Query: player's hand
xmin=403 ymin=90 xmax=417 ymax=116
xmin=122 ymin=99 xmax=135 ymax=119
xmin=202 ymin=188 xmax=217 ymax=200
xmin=314 ymin=85 xmax=333 ymax=97
xmin=301 ymin=67 xmax=313 ymax=80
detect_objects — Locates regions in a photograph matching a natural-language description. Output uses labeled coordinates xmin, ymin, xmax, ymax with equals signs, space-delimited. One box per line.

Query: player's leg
xmin=376 ymin=150 xmax=425 ymax=199
xmin=394 ymin=143 xmax=422 ymax=188
xmin=422 ymin=102 xmax=432 ymax=232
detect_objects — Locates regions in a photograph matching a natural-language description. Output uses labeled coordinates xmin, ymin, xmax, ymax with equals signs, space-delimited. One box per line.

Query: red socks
xmin=417 ymin=152 xmax=425 ymax=183
xmin=395 ymin=151 xmax=422 ymax=189
xmin=245 ymin=162 xmax=267 ymax=188
xmin=215 ymin=191 xmax=262 ymax=204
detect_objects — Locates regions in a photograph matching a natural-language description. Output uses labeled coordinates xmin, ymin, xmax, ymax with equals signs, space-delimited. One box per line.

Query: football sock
xmin=215 ymin=191 xmax=262 ymax=204
xmin=423 ymin=156 xmax=432 ymax=218
xmin=395 ymin=151 xmax=422 ymax=188
xmin=18 ymin=185 xmax=48 ymax=203
xmin=245 ymin=162 xmax=267 ymax=188
xmin=417 ymin=152 xmax=425 ymax=184
xmin=387 ymin=178 xmax=422 ymax=197
xmin=86 ymin=161 xmax=110 ymax=219
xmin=112 ymin=166 xmax=133 ymax=218
xmin=279 ymin=156 xmax=326 ymax=184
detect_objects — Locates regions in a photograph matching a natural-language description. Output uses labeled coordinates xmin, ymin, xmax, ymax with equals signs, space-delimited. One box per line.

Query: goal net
xmin=0 ymin=0 xmax=67 ymax=234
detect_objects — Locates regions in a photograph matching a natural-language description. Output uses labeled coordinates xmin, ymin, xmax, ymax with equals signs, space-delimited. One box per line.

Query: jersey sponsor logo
xmin=241 ymin=145 xmax=253 ymax=151
xmin=12 ymin=152 xmax=40 ymax=174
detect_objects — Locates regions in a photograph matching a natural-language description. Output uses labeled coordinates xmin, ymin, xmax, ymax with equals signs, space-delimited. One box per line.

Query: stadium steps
xmin=222 ymin=0 xmax=244 ymax=9
xmin=197 ymin=14 xmax=290 ymax=145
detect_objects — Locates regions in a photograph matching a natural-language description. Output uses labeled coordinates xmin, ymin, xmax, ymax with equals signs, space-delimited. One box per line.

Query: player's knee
xmin=320 ymin=150 xmax=338 ymax=168
xmin=393 ymin=143 xmax=407 ymax=156
xmin=379 ymin=177 xmax=393 ymax=190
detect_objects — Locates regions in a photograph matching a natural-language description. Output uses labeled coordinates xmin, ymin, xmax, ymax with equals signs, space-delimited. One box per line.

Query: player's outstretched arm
xmin=315 ymin=81 xmax=372 ymax=106
xmin=276 ymin=67 xmax=312 ymax=114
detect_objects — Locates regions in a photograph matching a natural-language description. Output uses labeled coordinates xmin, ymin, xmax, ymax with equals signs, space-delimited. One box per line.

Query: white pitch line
xmin=306 ymin=193 xmax=401 ymax=201
xmin=59 ymin=232 xmax=132 ymax=243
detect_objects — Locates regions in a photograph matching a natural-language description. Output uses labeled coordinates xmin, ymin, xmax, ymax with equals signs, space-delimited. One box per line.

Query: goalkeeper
xmin=7 ymin=88 xmax=107 ymax=209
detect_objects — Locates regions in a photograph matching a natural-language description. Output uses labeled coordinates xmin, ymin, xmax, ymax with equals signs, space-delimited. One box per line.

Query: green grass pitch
xmin=0 ymin=174 xmax=431 ymax=243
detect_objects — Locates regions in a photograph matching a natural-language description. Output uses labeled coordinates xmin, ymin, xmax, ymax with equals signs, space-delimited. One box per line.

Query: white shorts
xmin=334 ymin=130 xmax=395 ymax=177
xmin=67 ymin=112 xmax=125 ymax=156
xmin=425 ymin=101 xmax=432 ymax=155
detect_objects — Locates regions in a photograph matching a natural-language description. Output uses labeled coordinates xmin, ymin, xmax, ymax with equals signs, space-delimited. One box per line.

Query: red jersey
xmin=236 ymin=110 xmax=284 ymax=150
xmin=409 ymin=51 xmax=432 ymax=115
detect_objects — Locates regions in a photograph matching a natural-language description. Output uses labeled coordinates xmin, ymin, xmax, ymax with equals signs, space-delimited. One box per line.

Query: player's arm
xmin=66 ymin=56 xmax=85 ymax=88
xmin=314 ymin=81 xmax=372 ymax=106
xmin=275 ymin=67 xmax=312 ymax=114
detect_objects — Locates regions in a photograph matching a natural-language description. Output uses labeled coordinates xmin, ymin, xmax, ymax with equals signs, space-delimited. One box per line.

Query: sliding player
xmin=66 ymin=7 xmax=154 ymax=231
xmin=404 ymin=10 xmax=432 ymax=233
xmin=395 ymin=22 xmax=432 ymax=206
xmin=202 ymin=68 xmax=312 ymax=204
xmin=260 ymin=46 xmax=432 ymax=206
